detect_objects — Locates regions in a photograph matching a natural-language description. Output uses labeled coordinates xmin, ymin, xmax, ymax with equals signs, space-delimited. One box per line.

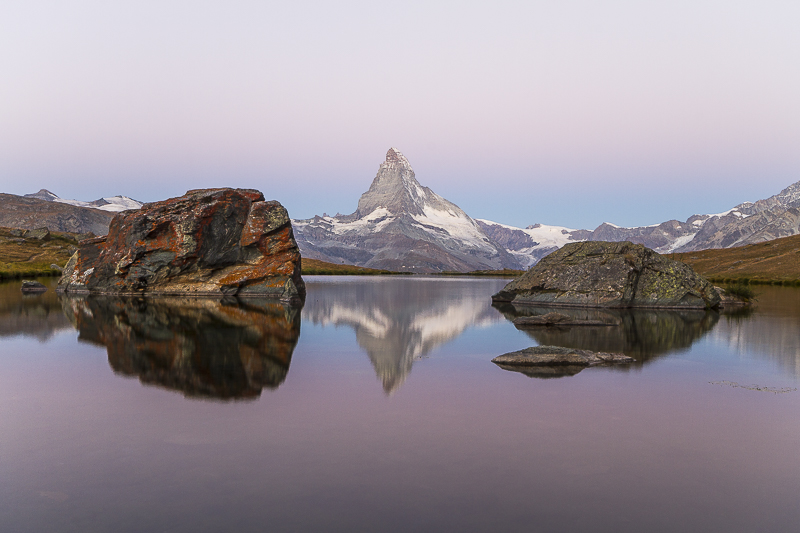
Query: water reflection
xmin=0 ymin=278 xmax=72 ymax=340
xmin=303 ymin=277 xmax=506 ymax=393
xmin=61 ymin=296 xmax=301 ymax=400
xmin=494 ymin=303 xmax=720 ymax=364
xmin=710 ymin=286 xmax=800 ymax=377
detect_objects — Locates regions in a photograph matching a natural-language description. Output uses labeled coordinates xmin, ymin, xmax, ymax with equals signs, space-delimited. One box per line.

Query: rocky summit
xmin=293 ymin=148 xmax=520 ymax=273
xmin=492 ymin=241 xmax=721 ymax=309
xmin=58 ymin=188 xmax=305 ymax=302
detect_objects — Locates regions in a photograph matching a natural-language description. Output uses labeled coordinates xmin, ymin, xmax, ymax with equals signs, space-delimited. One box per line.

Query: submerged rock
xmin=20 ymin=280 xmax=47 ymax=292
xmin=493 ymin=241 xmax=720 ymax=309
xmin=57 ymin=188 xmax=305 ymax=302
xmin=512 ymin=311 xmax=616 ymax=327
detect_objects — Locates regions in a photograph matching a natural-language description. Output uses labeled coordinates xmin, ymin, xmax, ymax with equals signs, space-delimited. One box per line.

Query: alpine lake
xmin=1 ymin=275 xmax=799 ymax=532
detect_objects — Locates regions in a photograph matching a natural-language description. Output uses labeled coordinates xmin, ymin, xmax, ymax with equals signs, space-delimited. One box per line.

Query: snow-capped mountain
xmin=479 ymin=179 xmax=800 ymax=265
xmin=293 ymin=148 xmax=521 ymax=272
xmin=474 ymin=220 xmax=580 ymax=268
xmin=24 ymin=189 xmax=143 ymax=212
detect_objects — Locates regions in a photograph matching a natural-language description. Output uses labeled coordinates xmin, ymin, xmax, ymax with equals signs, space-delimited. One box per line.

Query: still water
xmin=1 ymin=276 xmax=799 ymax=532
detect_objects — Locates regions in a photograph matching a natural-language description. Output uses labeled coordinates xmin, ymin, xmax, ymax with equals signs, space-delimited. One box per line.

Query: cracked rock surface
xmin=57 ymin=188 xmax=305 ymax=302
xmin=493 ymin=241 xmax=720 ymax=309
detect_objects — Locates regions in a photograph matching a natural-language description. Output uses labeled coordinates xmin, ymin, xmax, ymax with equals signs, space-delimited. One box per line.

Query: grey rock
xmin=50 ymin=264 xmax=64 ymax=273
xmin=493 ymin=241 xmax=721 ymax=309
xmin=20 ymin=280 xmax=47 ymax=292
xmin=23 ymin=227 xmax=50 ymax=241
xmin=492 ymin=345 xmax=634 ymax=368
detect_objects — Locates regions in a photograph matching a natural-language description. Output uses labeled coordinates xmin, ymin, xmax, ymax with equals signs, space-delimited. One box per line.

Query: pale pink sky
xmin=1 ymin=0 xmax=798 ymax=229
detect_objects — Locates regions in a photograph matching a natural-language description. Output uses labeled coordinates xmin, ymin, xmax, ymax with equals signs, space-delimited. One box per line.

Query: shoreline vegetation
xmin=3 ymin=224 xmax=800 ymax=284
xmin=673 ymin=233 xmax=800 ymax=286
xmin=300 ymin=258 xmax=413 ymax=276
xmin=0 ymin=227 xmax=78 ymax=280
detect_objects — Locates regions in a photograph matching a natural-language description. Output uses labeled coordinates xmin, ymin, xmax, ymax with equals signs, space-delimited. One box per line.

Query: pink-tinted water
xmin=0 ymin=277 xmax=798 ymax=532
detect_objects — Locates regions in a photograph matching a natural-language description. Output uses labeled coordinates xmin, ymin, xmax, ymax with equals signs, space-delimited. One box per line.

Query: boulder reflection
xmin=494 ymin=303 xmax=720 ymax=364
xmin=303 ymin=278 xmax=505 ymax=394
xmin=61 ymin=296 xmax=301 ymax=400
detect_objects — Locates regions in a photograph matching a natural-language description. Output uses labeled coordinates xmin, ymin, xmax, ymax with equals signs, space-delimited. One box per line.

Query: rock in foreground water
xmin=57 ymin=188 xmax=305 ymax=302
xmin=493 ymin=345 xmax=634 ymax=367
xmin=492 ymin=241 xmax=720 ymax=309
xmin=20 ymin=280 xmax=47 ymax=292
xmin=512 ymin=311 xmax=616 ymax=327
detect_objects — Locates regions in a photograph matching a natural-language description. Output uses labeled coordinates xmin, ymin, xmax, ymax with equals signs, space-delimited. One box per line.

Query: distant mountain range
xmin=23 ymin=189 xmax=143 ymax=212
xmin=0 ymin=190 xmax=143 ymax=235
xmin=2 ymin=155 xmax=799 ymax=271
xmin=295 ymin=148 xmax=800 ymax=271
xmin=478 ymin=180 xmax=800 ymax=267
xmin=0 ymin=193 xmax=116 ymax=235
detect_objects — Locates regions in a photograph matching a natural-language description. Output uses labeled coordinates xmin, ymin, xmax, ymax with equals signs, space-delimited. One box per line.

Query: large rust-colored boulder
xmin=492 ymin=241 xmax=720 ymax=309
xmin=57 ymin=188 xmax=305 ymax=302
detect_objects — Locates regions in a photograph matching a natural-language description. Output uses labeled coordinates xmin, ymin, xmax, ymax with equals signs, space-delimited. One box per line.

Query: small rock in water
xmin=492 ymin=345 xmax=634 ymax=368
xmin=20 ymin=280 xmax=48 ymax=292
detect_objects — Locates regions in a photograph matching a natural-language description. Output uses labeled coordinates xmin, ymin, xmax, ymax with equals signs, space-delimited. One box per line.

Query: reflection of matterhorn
xmin=302 ymin=278 xmax=505 ymax=394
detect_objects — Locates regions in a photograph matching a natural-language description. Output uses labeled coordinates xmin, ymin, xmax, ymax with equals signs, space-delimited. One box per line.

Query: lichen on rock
xmin=492 ymin=241 xmax=720 ymax=309
xmin=57 ymin=188 xmax=305 ymax=302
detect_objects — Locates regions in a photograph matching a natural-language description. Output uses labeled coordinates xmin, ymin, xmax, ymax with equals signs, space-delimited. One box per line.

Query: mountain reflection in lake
xmin=3 ymin=277 xmax=800 ymax=532
xmin=495 ymin=303 xmax=720 ymax=364
xmin=61 ymin=295 xmax=301 ymax=400
xmin=302 ymin=276 xmax=505 ymax=393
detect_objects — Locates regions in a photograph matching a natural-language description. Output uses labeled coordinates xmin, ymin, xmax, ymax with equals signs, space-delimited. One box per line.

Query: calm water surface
xmin=1 ymin=276 xmax=799 ymax=532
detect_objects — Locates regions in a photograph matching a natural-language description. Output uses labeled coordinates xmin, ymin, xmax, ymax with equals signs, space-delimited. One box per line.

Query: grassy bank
xmin=673 ymin=234 xmax=800 ymax=286
xmin=0 ymin=227 xmax=78 ymax=280
xmin=300 ymin=258 xmax=412 ymax=275
xmin=437 ymin=268 xmax=525 ymax=278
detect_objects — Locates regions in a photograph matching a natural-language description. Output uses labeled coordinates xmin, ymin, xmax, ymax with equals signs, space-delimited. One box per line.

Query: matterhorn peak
xmin=385 ymin=147 xmax=411 ymax=167
xmin=355 ymin=148 xmax=425 ymax=217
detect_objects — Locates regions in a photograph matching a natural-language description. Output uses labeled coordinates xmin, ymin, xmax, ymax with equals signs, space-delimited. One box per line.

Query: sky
xmin=1 ymin=0 xmax=798 ymax=230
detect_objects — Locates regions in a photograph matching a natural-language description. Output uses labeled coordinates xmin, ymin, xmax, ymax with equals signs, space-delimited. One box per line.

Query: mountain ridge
xmin=478 ymin=178 xmax=800 ymax=266
xmin=24 ymin=189 xmax=143 ymax=212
